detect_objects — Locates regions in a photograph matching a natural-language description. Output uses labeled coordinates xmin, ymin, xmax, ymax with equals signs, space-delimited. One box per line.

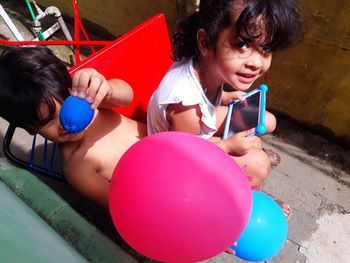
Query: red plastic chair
xmin=3 ymin=13 xmax=173 ymax=179
xmin=70 ymin=13 xmax=173 ymax=123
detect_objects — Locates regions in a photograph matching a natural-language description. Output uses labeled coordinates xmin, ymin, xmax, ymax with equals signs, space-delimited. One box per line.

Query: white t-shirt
xmin=147 ymin=59 xmax=222 ymax=139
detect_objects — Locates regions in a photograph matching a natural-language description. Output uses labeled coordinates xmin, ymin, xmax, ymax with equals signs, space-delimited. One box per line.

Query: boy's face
xmin=35 ymin=98 xmax=84 ymax=143
xmin=205 ymin=24 xmax=272 ymax=91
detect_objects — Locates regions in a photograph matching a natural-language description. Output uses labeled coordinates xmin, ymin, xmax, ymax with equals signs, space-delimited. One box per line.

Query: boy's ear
xmin=197 ymin=29 xmax=210 ymax=56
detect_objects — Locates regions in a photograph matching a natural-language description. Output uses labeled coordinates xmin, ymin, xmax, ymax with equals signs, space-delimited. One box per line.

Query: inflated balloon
xmin=109 ymin=132 xmax=252 ymax=263
xmin=59 ymin=96 xmax=94 ymax=133
xmin=233 ymin=191 xmax=288 ymax=261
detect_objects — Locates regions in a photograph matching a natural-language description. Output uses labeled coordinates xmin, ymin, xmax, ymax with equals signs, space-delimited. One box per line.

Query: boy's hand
xmin=221 ymin=90 xmax=246 ymax=105
xmin=71 ymin=68 xmax=112 ymax=109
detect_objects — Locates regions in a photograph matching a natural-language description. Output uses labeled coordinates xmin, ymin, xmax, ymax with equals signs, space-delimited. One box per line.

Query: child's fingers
xmin=234 ymin=91 xmax=246 ymax=96
xmin=223 ymin=91 xmax=246 ymax=104
xmin=90 ymin=81 xmax=110 ymax=109
xmin=76 ymin=70 xmax=94 ymax=98
xmin=225 ymin=241 xmax=237 ymax=255
xmin=85 ymin=75 xmax=103 ymax=103
xmin=236 ymin=128 xmax=255 ymax=137
xmin=71 ymin=69 xmax=100 ymax=98
xmin=225 ymin=247 xmax=236 ymax=255
xmin=247 ymin=135 xmax=258 ymax=147
xmin=71 ymin=70 xmax=82 ymax=96
xmin=233 ymin=91 xmax=246 ymax=101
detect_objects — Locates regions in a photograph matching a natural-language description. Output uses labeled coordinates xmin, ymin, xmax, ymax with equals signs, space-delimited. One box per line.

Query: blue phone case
xmin=223 ymin=84 xmax=268 ymax=139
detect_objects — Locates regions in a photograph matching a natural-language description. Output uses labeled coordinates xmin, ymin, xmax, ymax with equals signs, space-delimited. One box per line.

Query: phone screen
xmin=227 ymin=90 xmax=261 ymax=135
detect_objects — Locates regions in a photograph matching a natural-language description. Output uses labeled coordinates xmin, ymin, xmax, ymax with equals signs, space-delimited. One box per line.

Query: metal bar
xmin=78 ymin=18 xmax=95 ymax=53
xmin=24 ymin=0 xmax=45 ymax=40
xmin=0 ymin=39 xmax=111 ymax=46
xmin=33 ymin=21 xmax=60 ymax=40
xmin=72 ymin=0 xmax=81 ymax=64
xmin=2 ymin=125 xmax=65 ymax=181
xmin=0 ymin=4 xmax=24 ymax=41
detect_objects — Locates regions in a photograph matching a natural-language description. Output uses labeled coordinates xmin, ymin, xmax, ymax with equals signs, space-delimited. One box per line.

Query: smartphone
xmin=223 ymin=84 xmax=268 ymax=139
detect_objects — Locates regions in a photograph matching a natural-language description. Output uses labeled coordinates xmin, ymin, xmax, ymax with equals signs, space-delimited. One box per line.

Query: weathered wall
xmin=262 ymin=0 xmax=350 ymax=143
xmin=36 ymin=0 xmax=349 ymax=144
xmin=37 ymin=0 xmax=195 ymax=36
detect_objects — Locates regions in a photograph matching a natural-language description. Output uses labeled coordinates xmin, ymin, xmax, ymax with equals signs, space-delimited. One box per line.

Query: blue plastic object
xmin=59 ymin=96 xmax=94 ymax=133
xmin=255 ymin=84 xmax=268 ymax=135
xmin=232 ymin=191 xmax=288 ymax=262
xmin=223 ymin=84 xmax=268 ymax=138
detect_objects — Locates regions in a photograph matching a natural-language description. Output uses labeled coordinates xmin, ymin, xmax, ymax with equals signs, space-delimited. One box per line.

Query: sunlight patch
xmin=299 ymin=213 xmax=350 ymax=263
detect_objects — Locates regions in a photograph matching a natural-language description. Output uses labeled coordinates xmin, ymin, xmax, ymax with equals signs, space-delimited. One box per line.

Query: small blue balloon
xmin=59 ymin=96 xmax=94 ymax=133
xmin=232 ymin=191 xmax=288 ymax=262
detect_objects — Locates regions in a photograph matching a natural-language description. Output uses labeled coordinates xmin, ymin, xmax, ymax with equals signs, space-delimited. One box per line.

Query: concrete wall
xmin=37 ymin=0 xmax=195 ymax=36
xmin=35 ymin=0 xmax=349 ymax=144
xmin=262 ymin=0 xmax=350 ymax=144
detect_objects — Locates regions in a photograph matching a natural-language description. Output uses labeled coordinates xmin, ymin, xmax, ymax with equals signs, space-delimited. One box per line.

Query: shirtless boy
xmin=0 ymin=46 xmax=147 ymax=209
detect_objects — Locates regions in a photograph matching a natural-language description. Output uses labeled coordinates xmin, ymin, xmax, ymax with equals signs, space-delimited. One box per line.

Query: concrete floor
xmin=207 ymin=117 xmax=350 ymax=263
xmin=1 ymin=1 xmax=350 ymax=262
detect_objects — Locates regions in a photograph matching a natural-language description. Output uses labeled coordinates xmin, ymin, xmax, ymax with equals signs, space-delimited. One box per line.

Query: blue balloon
xmin=59 ymin=96 xmax=94 ymax=133
xmin=232 ymin=191 xmax=288 ymax=261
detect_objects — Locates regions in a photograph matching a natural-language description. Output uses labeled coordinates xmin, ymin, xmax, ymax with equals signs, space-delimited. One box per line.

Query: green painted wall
xmin=0 ymin=159 xmax=138 ymax=263
xmin=36 ymin=0 xmax=349 ymax=144
xmin=0 ymin=181 xmax=87 ymax=262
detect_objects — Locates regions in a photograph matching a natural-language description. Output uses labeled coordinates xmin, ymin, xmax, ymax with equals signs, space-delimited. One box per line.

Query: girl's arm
xmin=71 ymin=68 xmax=133 ymax=109
xmin=166 ymin=103 xmax=202 ymax=134
xmin=166 ymin=103 xmax=257 ymax=156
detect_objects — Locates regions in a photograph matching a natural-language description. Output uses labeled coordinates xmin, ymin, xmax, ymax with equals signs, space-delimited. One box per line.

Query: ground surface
xmin=0 ymin=1 xmax=349 ymax=262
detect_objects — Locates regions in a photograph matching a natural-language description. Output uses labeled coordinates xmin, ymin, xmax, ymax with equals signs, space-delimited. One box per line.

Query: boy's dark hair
xmin=0 ymin=46 xmax=71 ymax=132
xmin=172 ymin=0 xmax=303 ymax=61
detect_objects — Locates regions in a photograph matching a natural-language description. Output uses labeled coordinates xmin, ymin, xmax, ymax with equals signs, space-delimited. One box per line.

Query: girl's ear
xmin=197 ymin=29 xmax=210 ymax=56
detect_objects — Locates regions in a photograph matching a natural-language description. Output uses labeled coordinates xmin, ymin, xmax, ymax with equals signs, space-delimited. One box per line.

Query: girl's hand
xmin=224 ymin=129 xmax=257 ymax=156
xmin=71 ymin=68 xmax=113 ymax=109
xmin=221 ymin=90 xmax=246 ymax=105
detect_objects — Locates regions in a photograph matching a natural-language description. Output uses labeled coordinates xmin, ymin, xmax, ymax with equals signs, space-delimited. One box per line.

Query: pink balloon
xmin=109 ymin=132 xmax=252 ymax=263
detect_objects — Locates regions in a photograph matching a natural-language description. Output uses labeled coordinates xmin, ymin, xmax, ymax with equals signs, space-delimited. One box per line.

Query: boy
xmin=0 ymin=46 xmax=147 ymax=209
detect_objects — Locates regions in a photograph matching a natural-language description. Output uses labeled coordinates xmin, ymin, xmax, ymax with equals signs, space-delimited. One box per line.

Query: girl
xmin=147 ymin=0 xmax=302 ymax=215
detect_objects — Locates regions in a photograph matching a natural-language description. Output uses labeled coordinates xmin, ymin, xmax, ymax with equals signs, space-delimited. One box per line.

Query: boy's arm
xmin=101 ymin=78 xmax=133 ymax=109
xmin=71 ymin=68 xmax=133 ymax=110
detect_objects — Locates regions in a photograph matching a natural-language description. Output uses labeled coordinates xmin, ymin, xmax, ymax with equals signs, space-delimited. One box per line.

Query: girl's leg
xmin=265 ymin=111 xmax=277 ymax=134
xmin=231 ymin=149 xmax=291 ymax=219
xmin=253 ymin=130 xmax=282 ymax=168
xmin=231 ymin=147 xmax=270 ymax=189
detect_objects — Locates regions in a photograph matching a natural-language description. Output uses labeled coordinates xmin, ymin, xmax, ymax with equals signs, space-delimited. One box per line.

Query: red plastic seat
xmin=70 ymin=13 xmax=173 ymax=123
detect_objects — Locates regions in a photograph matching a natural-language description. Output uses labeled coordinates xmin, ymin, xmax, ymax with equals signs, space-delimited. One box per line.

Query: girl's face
xmin=35 ymin=99 xmax=84 ymax=143
xmin=205 ymin=25 xmax=272 ymax=91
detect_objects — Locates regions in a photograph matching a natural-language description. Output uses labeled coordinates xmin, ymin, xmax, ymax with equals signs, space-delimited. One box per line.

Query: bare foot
xmin=264 ymin=148 xmax=281 ymax=168
xmin=225 ymin=242 xmax=237 ymax=255
xmin=274 ymin=199 xmax=292 ymax=220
